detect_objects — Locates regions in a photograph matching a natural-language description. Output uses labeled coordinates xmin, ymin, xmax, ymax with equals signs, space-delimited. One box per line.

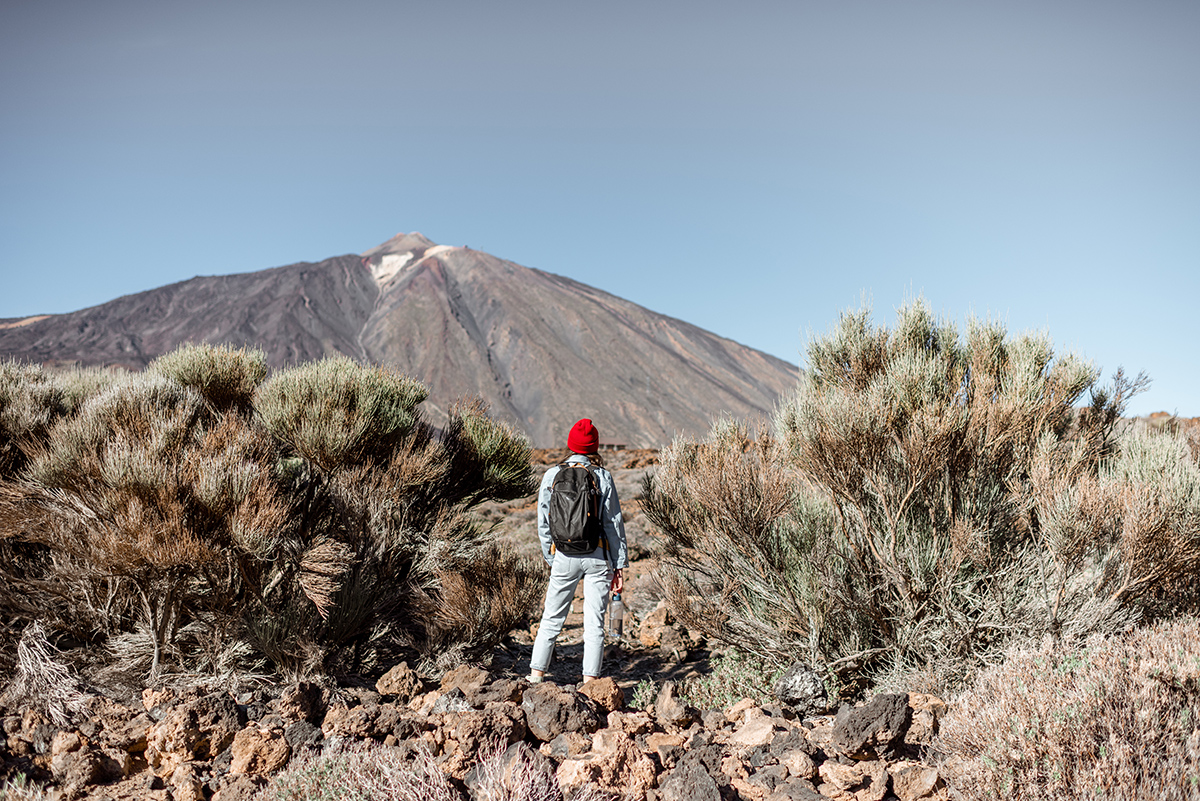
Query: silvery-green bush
xmin=647 ymin=300 xmax=1196 ymax=694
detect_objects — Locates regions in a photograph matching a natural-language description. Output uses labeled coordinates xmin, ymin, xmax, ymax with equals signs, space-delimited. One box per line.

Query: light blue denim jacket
xmin=537 ymin=453 xmax=628 ymax=569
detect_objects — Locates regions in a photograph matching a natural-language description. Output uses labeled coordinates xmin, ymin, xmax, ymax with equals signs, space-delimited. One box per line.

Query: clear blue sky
xmin=2 ymin=1 xmax=1197 ymax=416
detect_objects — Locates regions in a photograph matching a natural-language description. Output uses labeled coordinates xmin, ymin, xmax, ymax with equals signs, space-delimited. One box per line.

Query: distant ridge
xmin=0 ymin=233 xmax=798 ymax=447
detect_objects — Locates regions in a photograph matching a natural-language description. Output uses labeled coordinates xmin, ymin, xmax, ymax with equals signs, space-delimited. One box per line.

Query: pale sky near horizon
xmin=2 ymin=1 xmax=1197 ymax=416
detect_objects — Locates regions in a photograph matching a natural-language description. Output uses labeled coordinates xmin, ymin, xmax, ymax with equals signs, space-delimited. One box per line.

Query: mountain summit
xmin=0 ymin=233 xmax=797 ymax=446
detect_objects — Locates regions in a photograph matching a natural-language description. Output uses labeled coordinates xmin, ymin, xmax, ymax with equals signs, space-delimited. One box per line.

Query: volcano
xmin=0 ymin=233 xmax=798 ymax=447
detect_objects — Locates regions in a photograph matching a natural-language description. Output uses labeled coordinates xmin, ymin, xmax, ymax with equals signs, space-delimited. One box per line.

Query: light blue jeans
xmin=530 ymin=550 xmax=612 ymax=678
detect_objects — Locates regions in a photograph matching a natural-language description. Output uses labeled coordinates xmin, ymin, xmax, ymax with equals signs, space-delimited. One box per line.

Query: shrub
xmin=938 ymin=616 xmax=1200 ymax=800
xmin=255 ymin=358 xmax=427 ymax=473
xmin=645 ymin=420 xmax=844 ymax=671
xmin=1 ymin=622 xmax=88 ymax=727
xmin=148 ymin=343 xmax=267 ymax=412
xmin=48 ymin=364 xmax=120 ymax=415
xmin=646 ymin=299 xmax=1195 ymax=695
xmin=630 ymin=678 xmax=659 ymax=711
xmin=679 ymin=648 xmax=786 ymax=711
xmin=0 ymin=361 xmax=64 ymax=479
xmin=0 ymin=349 xmax=540 ymax=687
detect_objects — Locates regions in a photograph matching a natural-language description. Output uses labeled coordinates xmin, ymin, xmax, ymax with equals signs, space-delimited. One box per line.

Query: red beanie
xmin=568 ymin=418 xmax=599 ymax=454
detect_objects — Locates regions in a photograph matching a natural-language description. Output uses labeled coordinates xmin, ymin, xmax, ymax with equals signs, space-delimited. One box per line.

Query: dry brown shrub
xmin=646 ymin=419 xmax=843 ymax=668
xmin=939 ymin=616 xmax=1200 ymax=801
xmin=0 ymin=350 xmax=540 ymax=688
xmin=419 ymin=548 xmax=546 ymax=675
xmin=0 ymin=773 xmax=49 ymax=801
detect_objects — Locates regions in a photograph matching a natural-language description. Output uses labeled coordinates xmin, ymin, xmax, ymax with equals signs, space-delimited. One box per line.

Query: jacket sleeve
xmin=536 ymin=466 xmax=556 ymax=566
xmin=599 ymin=468 xmax=628 ymax=570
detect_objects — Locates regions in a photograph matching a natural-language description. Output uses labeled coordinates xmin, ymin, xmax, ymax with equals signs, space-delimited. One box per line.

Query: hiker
xmin=529 ymin=418 xmax=628 ymax=684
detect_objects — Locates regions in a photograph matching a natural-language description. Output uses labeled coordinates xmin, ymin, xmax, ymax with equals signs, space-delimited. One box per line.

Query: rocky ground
xmin=0 ymin=652 xmax=949 ymax=801
xmin=0 ymin=449 xmax=951 ymax=800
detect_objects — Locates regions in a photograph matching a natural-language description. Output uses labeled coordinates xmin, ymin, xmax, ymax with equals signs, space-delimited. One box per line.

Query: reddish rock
xmin=170 ymin=762 xmax=206 ymax=801
xmin=212 ymin=774 xmax=268 ymax=801
xmin=99 ymin=709 xmax=152 ymax=754
xmin=51 ymin=730 xmax=84 ymax=759
xmin=471 ymin=678 xmax=524 ymax=706
xmin=725 ymin=697 xmax=758 ymax=724
xmin=546 ymin=731 xmax=591 ymax=758
xmin=229 ymin=727 xmax=290 ymax=775
xmin=51 ymin=746 xmax=109 ymax=793
xmin=376 ymin=661 xmax=423 ymax=702
xmin=145 ymin=692 xmax=243 ymax=777
xmin=141 ymin=687 xmax=175 ymax=712
xmin=606 ymin=709 xmax=654 ymax=735
xmin=444 ymin=706 xmax=526 ymax=755
xmin=905 ymin=694 xmax=947 ymax=745
xmin=781 ymin=748 xmax=817 ymax=782
xmin=439 ymin=664 xmax=489 ymax=696
xmin=637 ymin=601 xmax=673 ymax=647
xmin=818 ymin=759 xmax=888 ymax=801
xmin=320 ymin=703 xmax=403 ymax=739
xmin=276 ymin=682 xmax=324 ymax=724
xmin=890 ymin=761 xmax=945 ymax=801
xmin=578 ymin=677 xmax=625 ymax=713
xmin=654 ymin=682 xmax=699 ymax=731
xmin=557 ymin=729 xmax=657 ymax=798
xmin=409 ymin=689 xmax=443 ymax=716
xmin=646 ymin=731 xmax=687 ymax=768
xmin=732 ymin=709 xmax=781 ymax=747
xmin=556 ymin=756 xmax=601 ymax=793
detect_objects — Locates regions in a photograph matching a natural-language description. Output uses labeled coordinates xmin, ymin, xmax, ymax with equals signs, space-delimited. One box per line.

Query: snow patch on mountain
xmin=370 ymin=253 xmax=413 ymax=285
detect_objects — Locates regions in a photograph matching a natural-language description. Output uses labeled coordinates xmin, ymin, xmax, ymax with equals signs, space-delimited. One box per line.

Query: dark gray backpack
xmin=548 ymin=462 xmax=604 ymax=556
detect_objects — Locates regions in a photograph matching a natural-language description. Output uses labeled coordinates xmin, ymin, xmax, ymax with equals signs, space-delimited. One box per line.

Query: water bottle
xmin=607 ymin=592 xmax=624 ymax=640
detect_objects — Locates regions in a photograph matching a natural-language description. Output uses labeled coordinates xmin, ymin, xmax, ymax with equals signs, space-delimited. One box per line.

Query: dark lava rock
xmin=830 ymin=693 xmax=911 ymax=759
xmin=520 ymin=683 xmax=602 ymax=742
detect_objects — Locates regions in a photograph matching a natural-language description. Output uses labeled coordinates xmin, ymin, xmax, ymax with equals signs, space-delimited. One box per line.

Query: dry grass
xmin=939 ymin=616 xmax=1200 ymax=800
xmin=261 ymin=740 xmax=612 ymax=801
xmin=261 ymin=741 xmax=462 ymax=801
xmin=0 ymin=774 xmax=49 ymax=801
xmin=0 ymin=622 xmax=88 ymax=727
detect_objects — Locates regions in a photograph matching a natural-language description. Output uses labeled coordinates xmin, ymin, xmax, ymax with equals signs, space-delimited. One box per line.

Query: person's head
xmin=568 ymin=418 xmax=599 ymax=456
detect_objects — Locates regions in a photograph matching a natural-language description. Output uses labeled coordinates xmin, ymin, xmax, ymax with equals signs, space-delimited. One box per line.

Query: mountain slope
xmin=0 ymin=233 xmax=798 ymax=446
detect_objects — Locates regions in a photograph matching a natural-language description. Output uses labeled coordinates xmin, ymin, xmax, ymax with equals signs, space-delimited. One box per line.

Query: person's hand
xmin=611 ymin=569 xmax=624 ymax=593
